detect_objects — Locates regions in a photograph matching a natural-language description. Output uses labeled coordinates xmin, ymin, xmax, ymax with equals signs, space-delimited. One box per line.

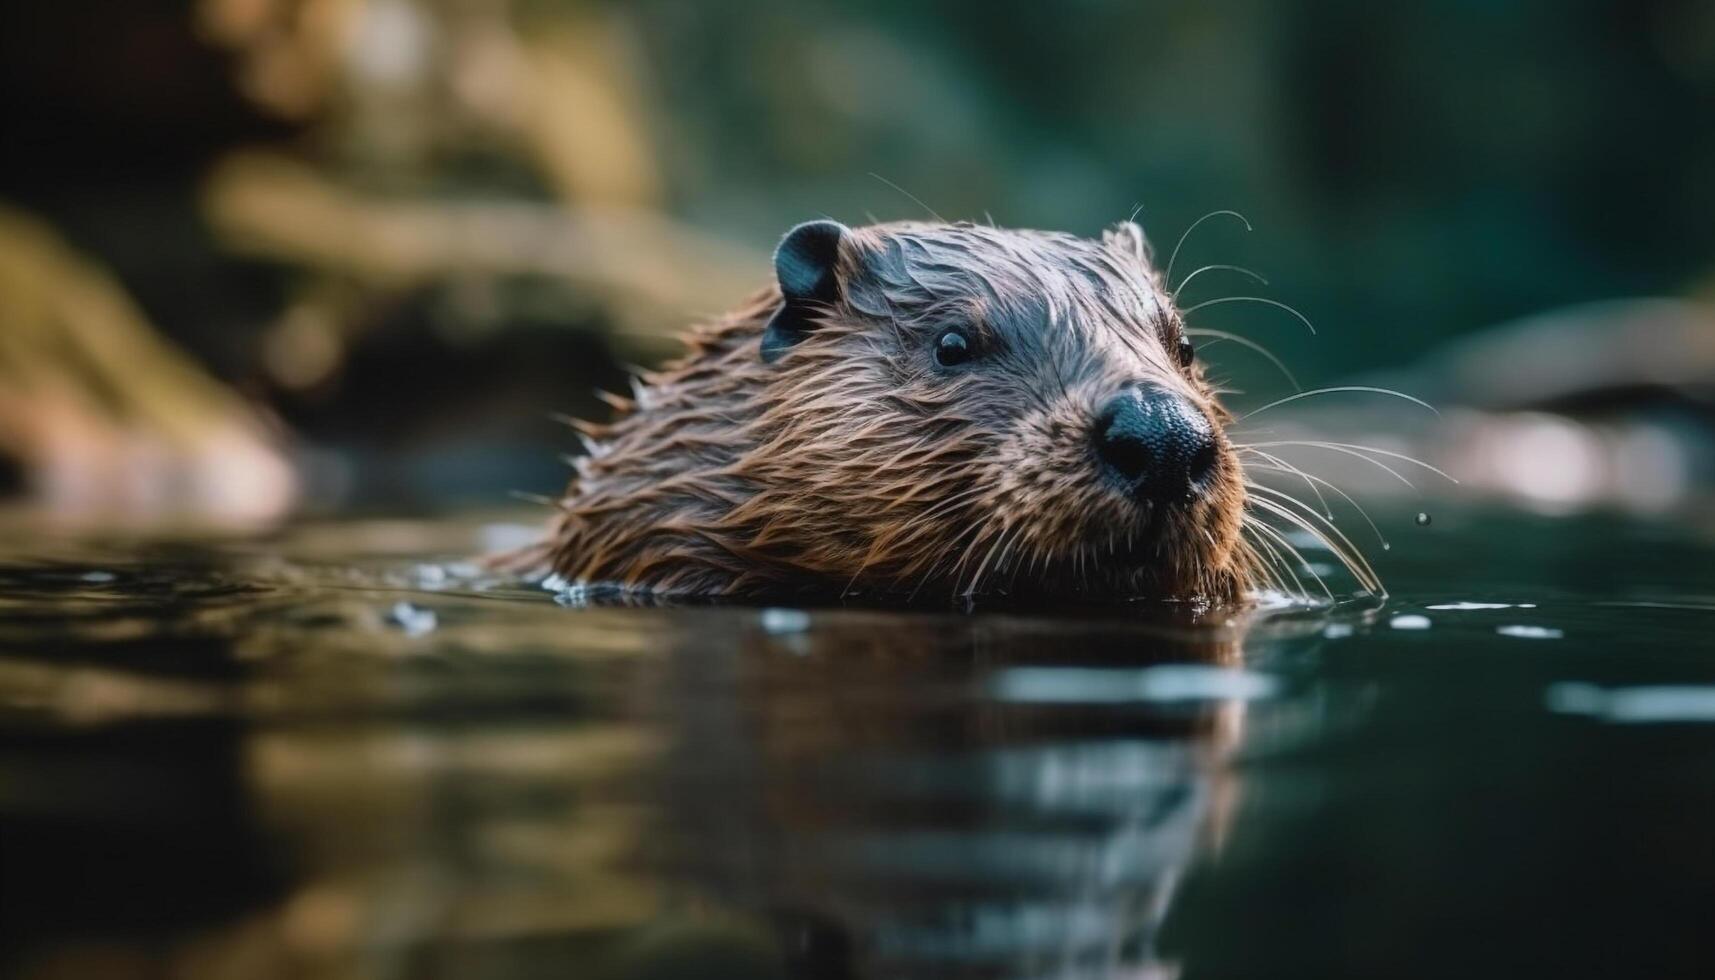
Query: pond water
xmin=3 ymin=504 xmax=1714 ymax=979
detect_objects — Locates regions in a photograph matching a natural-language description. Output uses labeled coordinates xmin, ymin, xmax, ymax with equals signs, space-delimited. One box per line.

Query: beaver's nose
xmin=1093 ymin=383 xmax=1217 ymax=503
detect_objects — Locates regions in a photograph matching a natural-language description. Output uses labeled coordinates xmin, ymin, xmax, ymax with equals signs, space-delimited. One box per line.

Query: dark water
xmin=3 ymin=506 xmax=1715 ymax=979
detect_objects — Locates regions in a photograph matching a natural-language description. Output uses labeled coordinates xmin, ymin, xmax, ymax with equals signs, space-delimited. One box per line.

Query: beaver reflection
xmin=644 ymin=610 xmax=1247 ymax=980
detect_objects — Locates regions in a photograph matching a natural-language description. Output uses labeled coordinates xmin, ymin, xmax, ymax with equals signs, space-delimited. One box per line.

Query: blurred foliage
xmin=615 ymin=0 xmax=1715 ymax=375
xmin=1 ymin=0 xmax=1713 ymax=511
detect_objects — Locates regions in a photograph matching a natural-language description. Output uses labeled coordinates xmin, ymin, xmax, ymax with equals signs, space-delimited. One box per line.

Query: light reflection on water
xmin=3 ymin=507 xmax=1715 ymax=979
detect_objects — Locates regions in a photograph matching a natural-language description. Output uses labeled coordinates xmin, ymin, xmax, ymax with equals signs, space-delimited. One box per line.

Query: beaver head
xmin=541 ymin=219 xmax=1262 ymax=602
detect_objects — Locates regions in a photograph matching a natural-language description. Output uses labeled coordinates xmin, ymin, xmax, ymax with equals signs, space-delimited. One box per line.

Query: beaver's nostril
xmin=1094 ymin=404 xmax=1151 ymax=484
xmin=1093 ymin=383 xmax=1217 ymax=503
xmin=1187 ymin=439 xmax=1218 ymax=486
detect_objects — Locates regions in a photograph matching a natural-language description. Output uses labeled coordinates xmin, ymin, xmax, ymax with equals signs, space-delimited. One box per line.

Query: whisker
xmin=1164 ymin=209 xmax=1253 ymax=286
xmin=1250 ymin=441 xmax=1418 ymax=490
xmin=1236 ymin=386 xmax=1438 ymax=423
xmin=1008 ymin=529 xmax=1042 ymax=591
xmin=948 ymin=515 xmax=1008 ymax=599
xmin=1234 ymin=528 xmax=1284 ymax=594
xmin=1186 ymin=328 xmax=1302 ymax=392
xmin=1236 ymin=521 xmax=1278 ymax=588
xmin=1235 ymin=537 xmax=1284 ymax=596
xmin=1241 ymin=448 xmax=1332 ymax=516
xmin=1300 ymin=440 xmax=1459 ymax=484
xmin=868 ymin=172 xmax=945 ymax=223
xmin=908 ymin=514 xmax=991 ymax=601
xmin=1249 ymin=440 xmax=1459 ymax=485
xmin=962 ymin=524 xmax=1009 ymax=598
xmin=1243 ymin=517 xmax=1311 ymax=597
xmin=1243 ymin=455 xmax=1392 ymax=552
xmin=984 ymin=523 xmax=1030 ymax=597
xmin=1246 ymin=512 xmax=1334 ymax=599
xmin=1182 ymin=295 xmax=1318 ymax=335
xmin=1247 ymin=485 xmax=1382 ymax=593
xmin=1173 ymin=263 xmax=1269 ymax=299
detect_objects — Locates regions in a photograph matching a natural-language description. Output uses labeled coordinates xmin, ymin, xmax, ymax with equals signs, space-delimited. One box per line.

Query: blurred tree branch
xmin=202 ymin=151 xmax=762 ymax=357
xmin=0 ymin=206 xmax=297 ymax=524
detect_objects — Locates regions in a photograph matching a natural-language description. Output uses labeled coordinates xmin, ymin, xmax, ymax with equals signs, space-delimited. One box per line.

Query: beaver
xmin=523 ymin=218 xmax=1269 ymax=602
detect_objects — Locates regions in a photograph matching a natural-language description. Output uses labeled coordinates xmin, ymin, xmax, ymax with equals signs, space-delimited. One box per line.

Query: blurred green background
xmin=3 ymin=0 xmax=1713 ymax=520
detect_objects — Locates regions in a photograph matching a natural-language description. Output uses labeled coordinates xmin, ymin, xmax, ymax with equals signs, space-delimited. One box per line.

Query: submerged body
xmin=527 ymin=219 xmax=1261 ymax=602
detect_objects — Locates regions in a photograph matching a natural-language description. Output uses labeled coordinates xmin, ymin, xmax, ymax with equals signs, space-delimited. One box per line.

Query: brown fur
xmin=525 ymin=220 xmax=1261 ymax=602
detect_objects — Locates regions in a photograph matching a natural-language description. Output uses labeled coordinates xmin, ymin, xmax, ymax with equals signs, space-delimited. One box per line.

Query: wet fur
xmin=527 ymin=221 xmax=1259 ymax=602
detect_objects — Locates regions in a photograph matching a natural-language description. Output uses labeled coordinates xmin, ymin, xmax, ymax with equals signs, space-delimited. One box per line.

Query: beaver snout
xmin=1094 ymin=383 xmax=1218 ymax=504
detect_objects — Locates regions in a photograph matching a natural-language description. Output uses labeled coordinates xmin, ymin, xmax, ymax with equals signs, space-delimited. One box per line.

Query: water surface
xmin=3 ymin=506 xmax=1714 ymax=979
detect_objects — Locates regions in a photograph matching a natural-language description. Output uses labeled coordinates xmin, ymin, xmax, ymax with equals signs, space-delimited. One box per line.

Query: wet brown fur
xmin=525 ymin=220 xmax=1261 ymax=602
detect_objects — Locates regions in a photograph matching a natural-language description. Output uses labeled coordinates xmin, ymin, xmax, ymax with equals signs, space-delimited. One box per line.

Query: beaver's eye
xmin=1176 ymin=336 xmax=1195 ymax=369
xmin=935 ymin=329 xmax=974 ymax=367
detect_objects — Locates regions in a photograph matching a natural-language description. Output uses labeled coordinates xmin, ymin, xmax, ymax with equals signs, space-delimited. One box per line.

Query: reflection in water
xmin=10 ymin=513 xmax=1715 ymax=977
xmin=33 ymin=511 xmax=1715 ymax=974
xmin=650 ymin=613 xmax=1251 ymax=979
xmin=0 ymin=535 xmax=1283 ymax=980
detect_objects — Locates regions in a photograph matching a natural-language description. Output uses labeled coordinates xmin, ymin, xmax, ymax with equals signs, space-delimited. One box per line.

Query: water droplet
xmin=388 ymin=602 xmax=437 ymax=637
xmin=761 ymin=608 xmax=812 ymax=635
xmin=1382 ymin=542 xmax=1392 ymax=551
xmin=1427 ymin=601 xmax=1533 ymax=611
xmin=1415 ymin=512 xmax=1432 ymax=527
xmin=1497 ymin=624 xmax=1564 ymax=640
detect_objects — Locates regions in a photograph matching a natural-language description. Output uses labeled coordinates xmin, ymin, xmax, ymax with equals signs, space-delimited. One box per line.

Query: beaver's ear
xmin=761 ymin=220 xmax=850 ymax=363
xmin=1103 ymin=220 xmax=1154 ymax=265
